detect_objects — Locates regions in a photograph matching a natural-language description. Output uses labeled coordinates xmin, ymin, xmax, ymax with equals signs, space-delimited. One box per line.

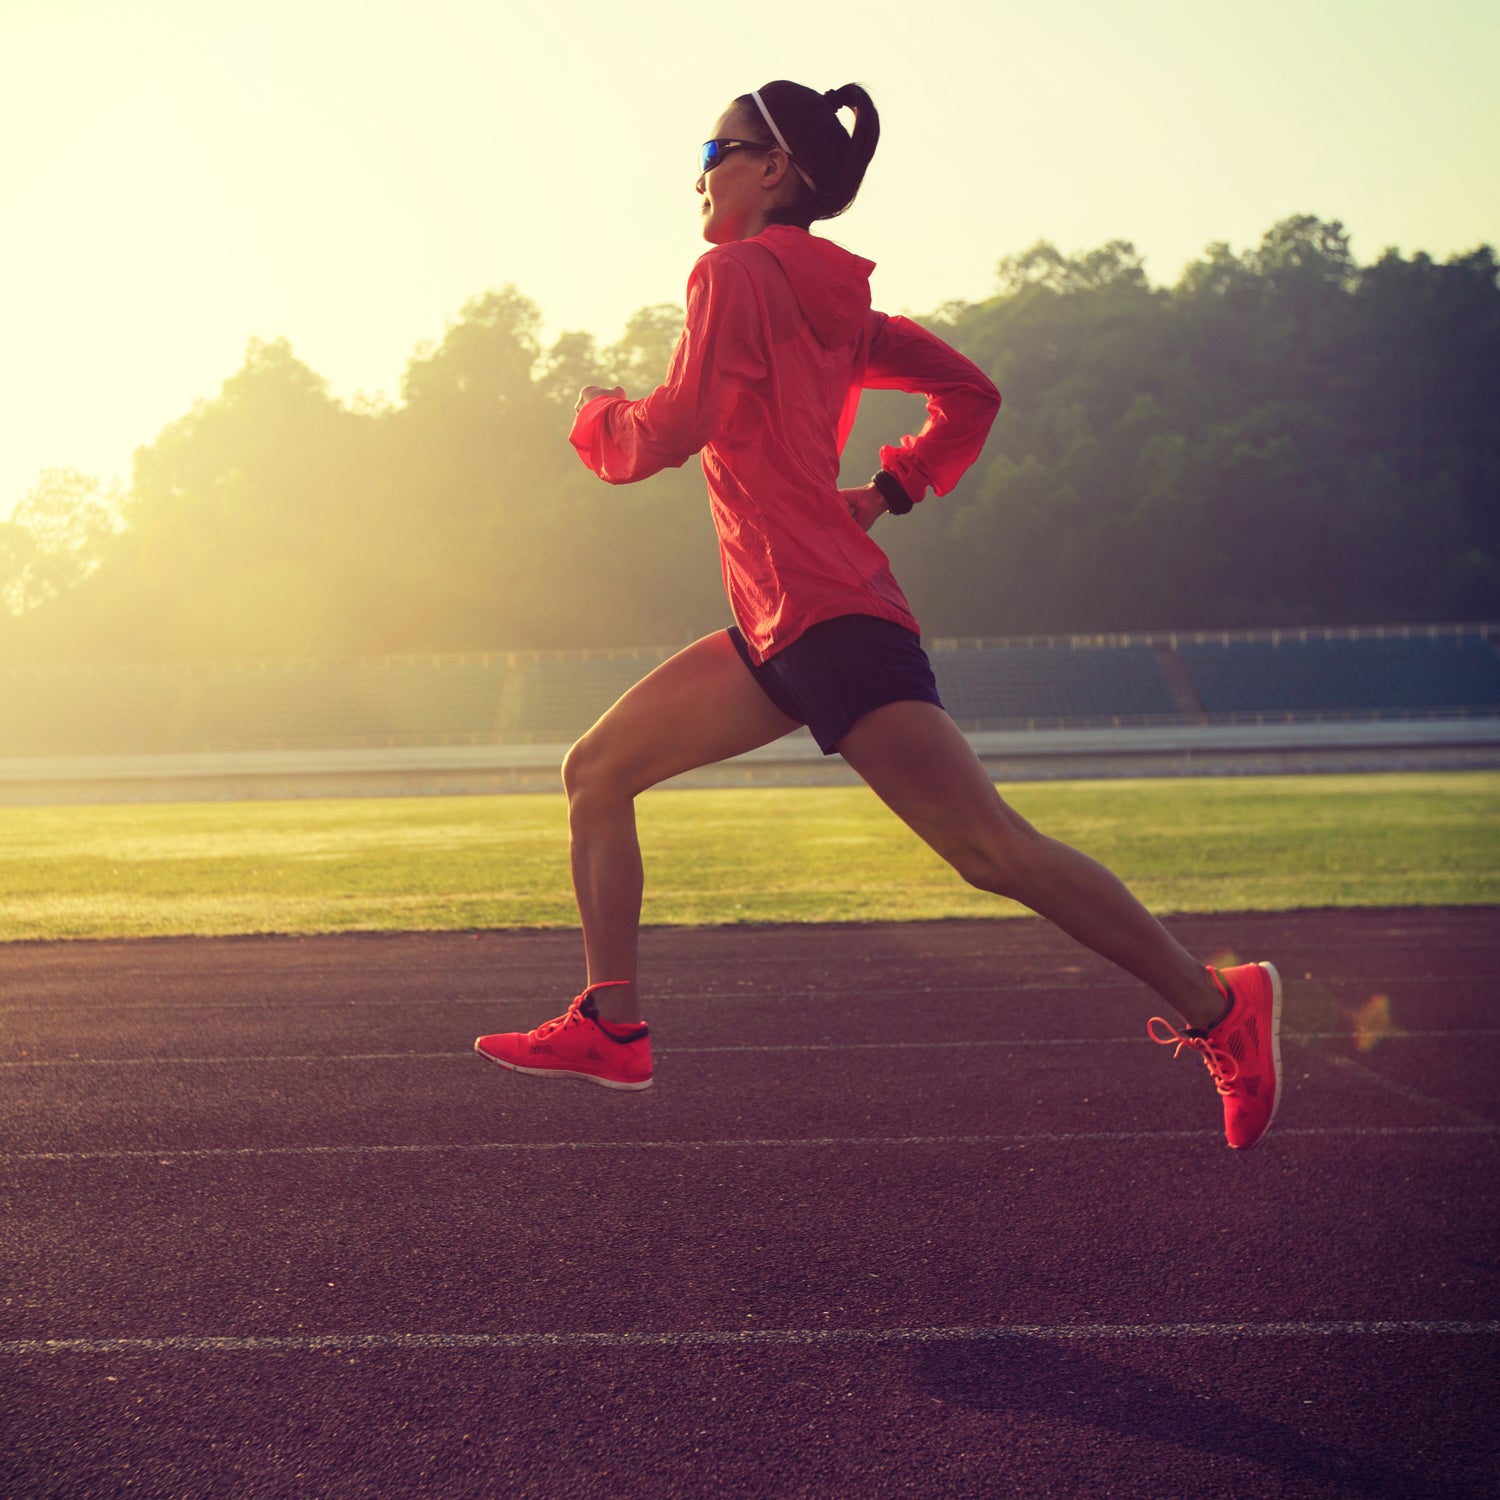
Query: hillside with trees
xmin=2 ymin=215 xmax=1495 ymax=664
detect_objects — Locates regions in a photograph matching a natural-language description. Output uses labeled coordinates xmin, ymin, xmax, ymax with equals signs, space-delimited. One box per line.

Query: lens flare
xmin=1348 ymin=993 xmax=1395 ymax=1053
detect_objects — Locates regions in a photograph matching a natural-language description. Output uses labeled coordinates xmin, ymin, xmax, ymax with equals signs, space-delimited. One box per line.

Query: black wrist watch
xmin=871 ymin=469 xmax=913 ymax=515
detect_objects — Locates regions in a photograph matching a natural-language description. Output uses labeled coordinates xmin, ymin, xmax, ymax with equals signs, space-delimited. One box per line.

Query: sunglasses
xmin=699 ymin=138 xmax=772 ymax=175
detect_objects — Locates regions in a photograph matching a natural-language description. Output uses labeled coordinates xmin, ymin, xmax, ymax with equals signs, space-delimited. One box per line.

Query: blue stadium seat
xmin=0 ymin=665 xmax=188 ymax=755
xmin=931 ymin=641 xmax=1180 ymax=728
xmin=3 ymin=629 xmax=1494 ymax=757
xmin=495 ymin=650 xmax=674 ymax=743
xmin=162 ymin=659 xmax=513 ymax=751
xmin=1177 ymin=633 xmax=1500 ymax=718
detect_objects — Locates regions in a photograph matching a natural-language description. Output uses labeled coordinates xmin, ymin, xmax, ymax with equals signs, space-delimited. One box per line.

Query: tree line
xmin=2 ymin=214 xmax=1495 ymax=665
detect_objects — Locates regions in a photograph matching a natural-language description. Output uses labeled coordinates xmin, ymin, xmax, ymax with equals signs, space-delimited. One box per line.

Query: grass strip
xmin=1 ymin=772 xmax=1495 ymax=943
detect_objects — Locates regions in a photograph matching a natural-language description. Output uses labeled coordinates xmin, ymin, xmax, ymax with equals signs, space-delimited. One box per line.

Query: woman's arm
xmin=861 ymin=314 xmax=1001 ymax=507
xmin=569 ymin=253 xmax=767 ymax=485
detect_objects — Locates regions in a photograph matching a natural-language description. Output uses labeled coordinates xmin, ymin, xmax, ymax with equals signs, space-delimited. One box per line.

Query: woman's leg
xmin=835 ymin=701 xmax=1226 ymax=1028
xmin=562 ymin=631 xmax=801 ymax=1022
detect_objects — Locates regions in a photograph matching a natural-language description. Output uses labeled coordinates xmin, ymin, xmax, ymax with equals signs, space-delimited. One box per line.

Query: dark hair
xmin=732 ymin=80 xmax=879 ymax=230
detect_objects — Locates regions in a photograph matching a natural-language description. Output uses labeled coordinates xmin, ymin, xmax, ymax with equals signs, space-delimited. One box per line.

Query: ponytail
xmin=733 ymin=80 xmax=880 ymax=230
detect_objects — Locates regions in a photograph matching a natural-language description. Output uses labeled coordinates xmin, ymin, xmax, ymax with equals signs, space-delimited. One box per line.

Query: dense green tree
xmin=863 ymin=216 xmax=1498 ymax=635
xmin=1 ymin=215 xmax=1494 ymax=664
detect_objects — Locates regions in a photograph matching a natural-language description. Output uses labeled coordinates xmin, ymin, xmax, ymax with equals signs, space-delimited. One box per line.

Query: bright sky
xmin=3 ymin=0 xmax=1497 ymax=521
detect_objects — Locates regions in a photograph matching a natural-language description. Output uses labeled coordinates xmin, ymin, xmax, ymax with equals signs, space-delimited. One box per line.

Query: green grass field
xmin=2 ymin=771 xmax=1496 ymax=943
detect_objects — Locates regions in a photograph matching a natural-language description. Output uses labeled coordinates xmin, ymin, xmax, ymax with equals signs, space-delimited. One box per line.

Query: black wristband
xmin=871 ymin=469 xmax=914 ymax=515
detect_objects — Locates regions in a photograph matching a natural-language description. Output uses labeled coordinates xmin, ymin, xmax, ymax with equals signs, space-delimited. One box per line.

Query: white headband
xmin=750 ymin=88 xmax=817 ymax=192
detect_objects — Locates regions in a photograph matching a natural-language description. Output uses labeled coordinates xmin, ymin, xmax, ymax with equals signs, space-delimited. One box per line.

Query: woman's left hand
xmin=840 ymin=482 xmax=886 ymax=533
xmin=576 ymin=385 xmax=626 ymax=415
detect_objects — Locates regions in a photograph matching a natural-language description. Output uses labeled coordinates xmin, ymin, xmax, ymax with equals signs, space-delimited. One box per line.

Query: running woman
xmin=476 ymin=80 xmax=1282 ymax=1149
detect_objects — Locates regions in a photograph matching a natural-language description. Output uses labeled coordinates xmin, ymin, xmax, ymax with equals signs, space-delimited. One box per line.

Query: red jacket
xmin=569 ymin=225 xmax=1000 ymax=663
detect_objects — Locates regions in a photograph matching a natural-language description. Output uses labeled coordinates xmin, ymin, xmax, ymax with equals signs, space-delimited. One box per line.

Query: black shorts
xmin=728 ymin=614 xmax=945 ymax=755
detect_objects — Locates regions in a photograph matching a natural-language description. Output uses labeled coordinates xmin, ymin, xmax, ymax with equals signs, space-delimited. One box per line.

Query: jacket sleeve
xmin=569 ymin=252 xmax=768 ymax=484
xmin=861 ymin=314 xmax=1001 ymax=504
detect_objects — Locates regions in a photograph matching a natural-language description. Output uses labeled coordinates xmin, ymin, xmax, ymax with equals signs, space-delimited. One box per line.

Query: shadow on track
xmin=911 ymin=1337 xmax=1477 ymax=1500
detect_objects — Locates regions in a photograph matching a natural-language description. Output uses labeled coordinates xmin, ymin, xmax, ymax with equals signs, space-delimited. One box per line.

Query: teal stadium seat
xmin=3 ymin=629 xmax=1494 ymax=759
xmin=931 ymin=641 xmax=1180 ymax=728
xmin=494 ymin=650 xmax=675 ymax=744
xmin=0 ymin=665 xmax=189 ymax=756
xmin=165 ymin=660 xmax=512 ymax=751
xmin=1176 ymin=633 xmax=1500 ymax=719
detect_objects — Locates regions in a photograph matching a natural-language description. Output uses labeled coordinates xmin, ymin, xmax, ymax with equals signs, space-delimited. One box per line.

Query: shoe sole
xmin=1230 ymin=960 xmax=1283 ymax=1149
xmin=1261 ymin=960 xmax=1283 ymax=1137
xmin=474 ymin=1043 xmax=653 ymax=1091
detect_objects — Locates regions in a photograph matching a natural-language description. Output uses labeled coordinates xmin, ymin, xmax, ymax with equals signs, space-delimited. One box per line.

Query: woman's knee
xmin=947 ymin=821 xmax=1044 ymax=899
xmin=951 ymin=848 xmax=1015 ymax=898
xmin=564 ymin=735 xmax=597 ymax=804
xmin=562 ymin=732 xmax=607 ymax=804
xmin=562 ymin=729 xmax=638 ymax=810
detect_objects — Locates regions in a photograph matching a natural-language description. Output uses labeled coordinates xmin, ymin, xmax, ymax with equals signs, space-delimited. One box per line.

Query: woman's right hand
xmin=840 ymin=482 xmax=886 ymax=533
xmin=575 ymin=385 xmax=626 ymax=415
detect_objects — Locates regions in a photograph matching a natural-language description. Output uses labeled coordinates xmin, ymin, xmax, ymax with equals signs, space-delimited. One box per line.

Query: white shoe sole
xmin=1260 ymin=960 xmax=1284 ymax=1136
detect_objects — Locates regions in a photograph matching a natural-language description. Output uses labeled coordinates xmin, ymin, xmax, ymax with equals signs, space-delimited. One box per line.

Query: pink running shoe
xmin=475 ymin=982 xmax=652 ymax=1091
xmin=1149 ymin=962 xmax=1283 ymax=1149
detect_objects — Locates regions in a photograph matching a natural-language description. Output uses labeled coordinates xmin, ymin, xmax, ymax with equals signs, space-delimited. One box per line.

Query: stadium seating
xmin=931 ymin=640 xmax=1180 ymax=728
xmin=2 ymin=626 xmax=1495 ymax=757
xmin=492 ymin=649 xmax=674 ymax=744
xmin=0 ymin=664 xmax=189 ymax=756
xmin=165 ymin=659 xmax=511 ymax=751
xmin=1177 ymin=631 xmax=1500 ymax=719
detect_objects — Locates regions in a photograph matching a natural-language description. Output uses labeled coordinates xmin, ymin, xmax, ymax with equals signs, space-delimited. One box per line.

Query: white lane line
xmin=0 ymin=1039 xmax=1120 ymax=1068
xmin=0 ymin=982 xmax=1114 ymax=1016
xmin=5 ymin=1030 xmax=1496 ymax=1068
xmin=4 ymin=971 xmax=1494 ymax=1016
xmin=5 ymin=1124 xmax=1495 ymax=1165
xmin=3 ymin=1052 xmax=475 ymax=1067
xmin=4 ymin=1320 xmax=1496 ymax=1357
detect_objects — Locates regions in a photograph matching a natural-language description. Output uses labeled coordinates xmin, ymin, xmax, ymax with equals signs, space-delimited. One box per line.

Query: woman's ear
xmin=759 ymin=148 xmax=798 ymax=199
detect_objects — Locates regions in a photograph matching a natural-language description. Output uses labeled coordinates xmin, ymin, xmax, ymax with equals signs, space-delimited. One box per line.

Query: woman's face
xmin=696 ymin=105 xmax=788 ymax=244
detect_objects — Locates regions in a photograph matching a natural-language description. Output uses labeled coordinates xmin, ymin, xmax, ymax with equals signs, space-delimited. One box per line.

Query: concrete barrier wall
xmin=3 ymin=719 xmax=1497 ymax=805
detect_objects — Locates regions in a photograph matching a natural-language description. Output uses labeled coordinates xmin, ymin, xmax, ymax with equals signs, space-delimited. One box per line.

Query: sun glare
xmin=2 ymin=0 xmax=1496 ymax=525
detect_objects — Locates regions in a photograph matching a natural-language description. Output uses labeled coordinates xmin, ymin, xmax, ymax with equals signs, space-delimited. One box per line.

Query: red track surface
xmin=2 ymin=909 xmax=1497 ymax=1498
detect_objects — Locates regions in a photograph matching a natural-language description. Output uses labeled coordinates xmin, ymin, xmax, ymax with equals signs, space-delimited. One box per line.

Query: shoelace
xmin=529 ymin=981 xmax=634 ymax=1041
xmin=529 ymin=994 xmax=587 ymax=1042
xmin=1147 ymin=1016 xmax=1242 ymax=1097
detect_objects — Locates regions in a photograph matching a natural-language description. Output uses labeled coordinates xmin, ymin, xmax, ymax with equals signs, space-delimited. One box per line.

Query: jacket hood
xmin=740 ymin=225 xmax=874 ymax=348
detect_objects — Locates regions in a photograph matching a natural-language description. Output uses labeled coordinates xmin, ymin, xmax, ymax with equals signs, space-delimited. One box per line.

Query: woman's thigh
xmin=566 ymin=631 xmax=803 ymax=799
xmin=835 ymin=699 xmax=1038 ymax=881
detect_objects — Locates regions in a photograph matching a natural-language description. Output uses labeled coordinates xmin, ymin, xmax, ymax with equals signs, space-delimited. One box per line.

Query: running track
xmin=2 ymin=909 xmax=1496 ymax=1498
